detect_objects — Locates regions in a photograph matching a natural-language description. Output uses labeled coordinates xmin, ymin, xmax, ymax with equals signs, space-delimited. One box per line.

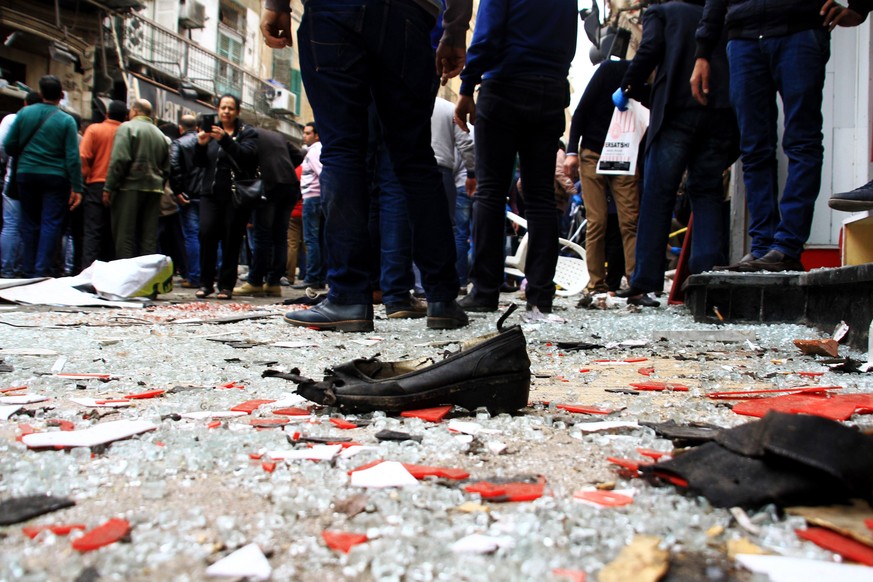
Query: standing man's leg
xmin=609 ymin=172 xmax=640 ymax=284
xmin=578 ymin=149 xmax=610 ymax=293
xmin=16 ymin=174 xmax=43 ymax=278
xmin=30 ymin=175 xmax=72 ymax=277
xmin=111 ymin=191 xmax=138 ymax=259
xmin=81 ymin=182 xmax=108 ymax=269
xmin=138 ymin=191 xmax=161 ymax=257
xmin=454 ymin=186 xmax=472 ymax=289
xmin=179 ymin=200 xmax=201 ymax=286
xmin=300 ymin=197 xmax=325 ymax=286
xmin=1 ymin=193 xmax=21 ymax=277
xmin=267 ymin=191 xmax=292 ymax=292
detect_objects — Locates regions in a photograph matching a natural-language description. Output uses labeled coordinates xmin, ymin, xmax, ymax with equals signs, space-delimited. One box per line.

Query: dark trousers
xmin=17 ymin=173 xmax=71 ymax=277
xmin=470 ymin=78 xmax=567 ymax=310
xmin=199 ymin=194 xmax=247 ymax=291
xmin=247 ymin=185 xmax=295 ymax=286
xmin=110 ymin=190 xmax=160 ymax=259
xmin=157 ymin=212 xmax=188 ymax=278
xmin=298 ymin=0 xmax=457 ymax=305
xmin=82 ymin=182 xmax=113 ymax=269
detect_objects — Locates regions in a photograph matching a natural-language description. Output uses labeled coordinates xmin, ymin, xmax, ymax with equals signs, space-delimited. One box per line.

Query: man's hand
xmin=690 ymin=58 xmax=711 ymax=106
xmin=69 ymin=192 xmax=82 ymax=211
xmin=454 ymin=95 xmax=476 ymax=133
xmin=102 ymin=191 xmax=111 ymax=208
xmin=177 ymin=194 xmax=190 ymax=206
xmin=821 ymin=0 xmax=865 ymax=29
xmin=465 ymin=177 xmax=477 ymax=198
xmin=436 ymin=42 xmax=466 ymax=86
xmin=563 ymin=155 xmax=580 ymax=181
xmin=197 ymin=130 xmax=211 ymax=145
xmin=261 ymin=9 xmax=293 ymax=49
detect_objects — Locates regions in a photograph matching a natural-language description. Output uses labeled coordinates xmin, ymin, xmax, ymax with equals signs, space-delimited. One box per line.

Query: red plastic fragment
xmin=22 ymin=524 xmax=86 ymax=539
xmin=123 ymin=390 xmax=165 ymax=400
xmin=650 ymin=470 xmax=689 ymax=488
xmin=606 ymin=457 xmax=647 ymax=473
xmin=47 ymin=419 xmax=75 ymax=431
xmin=637 ymin=367 xmax=655 ymax=376
xmin=250 ymin=418 xmax=289 ymax=428
xmin=796 ymin=527 xmax=873 ymax=566
xmin=592 ymin=359 xmax=613 ymax=363
xmin=400 ymin=406 xmax=453 ymax=423
xmin=219 ymin=381 xmax=246 ymax=390
xmin=272 ymin=407 xmax=311 ymax=416
xmin=403 ymin=463 xmax=470 ymax=481
xmin=624 ymin=357 xmax=648 ymax=363
xmin=71 ymin=518 xmax=130 ymax=552
xmin=329 ymin=418 xmax=358 ymax=430
xmin=573 ymin=490 xmax=633 ymax=507
xmin=637 ymin=448 xmax=671 ymax=461
xmin=798 ymin=371 xmax=825 ymax=378
xmin=262 ymin=461 xmax=277 ymax=473
xmin=322 ymin=530 xmax=368 ymax=553
xmin=628 ymin=381 xmax=689 ymax=392
xmin=732 ymin=393 xmax=873 ymax=420
xmin=249 ymin=452 xmax=263 ymax=460
xmin=556 ymin=404 xmax=613 ymax=415
xmin=0 ymin=386 xmax=28 ymax=393
xmin=708 ymin=385 xmax=842 ymax=399
xmin=230 ymin=399 xmax=276 ymax=414
xmin=16 ymin=424 xmax=35 ymax=442
xmin=578 ymin=368 xmax=591 ymax=373
xmin=552 ymin=568 xmax=587 ymax=582
xmin=206 ymin=420 xmax=221 ymax=429
xmin=464 ymin=478 xmax=545 ymax=502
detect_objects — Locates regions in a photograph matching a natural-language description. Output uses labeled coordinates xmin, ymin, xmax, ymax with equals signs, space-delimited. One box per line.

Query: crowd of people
xmin=2 ymin=0 xmax=872 ymax=331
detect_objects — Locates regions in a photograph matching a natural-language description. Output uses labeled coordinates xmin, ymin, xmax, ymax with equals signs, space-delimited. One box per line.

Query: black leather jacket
xmin=193 ymin=120 xmax=259 ymax=198
xmin=169 ymin=130 xmax=205 ymax=200
xmin=696 ymin=0 xmax=871 ymax=59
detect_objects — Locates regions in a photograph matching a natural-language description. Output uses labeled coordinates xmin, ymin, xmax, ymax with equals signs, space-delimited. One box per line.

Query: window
xmin=216 ymin=28 xmax=243 ymax=95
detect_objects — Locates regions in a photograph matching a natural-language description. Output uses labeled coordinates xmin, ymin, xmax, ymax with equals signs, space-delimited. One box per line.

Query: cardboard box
xmin=841 ymin=210 xmax=873 ymax=266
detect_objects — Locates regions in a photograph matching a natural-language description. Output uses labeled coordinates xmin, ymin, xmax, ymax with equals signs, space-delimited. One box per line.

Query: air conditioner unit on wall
xmin=179 ymin=1 xmax=206 ymax=29
xmin=270 ymin=90 xmax=296 ymax=115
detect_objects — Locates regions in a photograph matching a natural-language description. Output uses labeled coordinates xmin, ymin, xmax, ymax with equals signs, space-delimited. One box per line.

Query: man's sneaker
xmin=263 ymin=284 xmax=283 ymax=297
xmin=385 ymin=296 xmax=427 ymax=319
xmin=233 ymin=282 xmax=265 ymax=297
xmin=829 ymin=179 xmax=873 ymax=212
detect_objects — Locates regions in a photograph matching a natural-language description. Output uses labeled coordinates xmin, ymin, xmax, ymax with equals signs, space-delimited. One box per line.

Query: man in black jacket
xmin=615 ymin=0 xmax=738 ymax=306
xmin=169 ymin=115 xmax=205 ymax=288
xmin=692 ymin=0 xmax=871 ymax=272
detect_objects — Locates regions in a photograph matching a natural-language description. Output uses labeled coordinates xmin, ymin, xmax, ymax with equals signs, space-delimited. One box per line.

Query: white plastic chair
xmin=504 ymin=212 xmax=589 ymax=297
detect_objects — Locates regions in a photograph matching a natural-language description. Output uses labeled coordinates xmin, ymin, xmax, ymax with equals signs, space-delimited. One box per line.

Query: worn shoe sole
xmin=283 ymin=314 xmax=374 ymax=332
xmin=298 ymin=372 xmax=529 ymax=414
xmin=828 ymin=198 xmax=873 ymax=212
xmin=386 ymin=309 xmax=427 ymax=319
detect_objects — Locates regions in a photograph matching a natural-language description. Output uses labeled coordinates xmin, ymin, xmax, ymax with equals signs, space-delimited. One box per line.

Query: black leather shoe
xmin=615 ymin=286 xmax=647 ymax=299
xmin=283 ymin=299 xmax=374 ymax=332
xmin=745 ymin=250 xmax=805 ymax=273
xmin=714 ymin=253 xmax=759 ymax=272
xmin=829 ymin=179 xmax=873 ymax=212
xmin=426 ymin=300 xmax=469 ymax=329
xmin=458 ymin=293 xmax=498 ymax=312
xmin=291 ymin=281 xmax=326 ymax=290
xmin=270 ymin=326 xmax=530 ymax=413
xmin=628 ymin=294 xmax=660 ymax=307
xmin=385 ymin=296 xmax=427 ymax=319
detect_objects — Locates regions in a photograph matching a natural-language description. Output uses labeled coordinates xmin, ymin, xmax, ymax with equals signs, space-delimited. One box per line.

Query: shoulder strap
xmin=19 ymin=108 xmax=60 ymax=155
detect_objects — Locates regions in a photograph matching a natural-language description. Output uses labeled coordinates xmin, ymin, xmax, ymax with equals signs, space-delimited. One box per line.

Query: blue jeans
xmin=454 ymin=187 xmax=472 ymax=287
xmin=301 ymin=197 xmax=325 ymax=284
xmin=248 ymin=186 xmax=294 ymax=286
xmin=1 ymin=192 xmax=21 ymax=277
xmin=179 ymin=199 xmax=201 ymax=286
xmin=631 ymin=107 xmax=739 ymax=292
xmin=298 ymin=0 xmax=457 ymax=305
xmin=17 ymin=173 xmax=70 ymax=277
xmin=727 ymin=29 xmax=829 ymax=259
xmin=470 ymin=78 xmax=567 ymax=310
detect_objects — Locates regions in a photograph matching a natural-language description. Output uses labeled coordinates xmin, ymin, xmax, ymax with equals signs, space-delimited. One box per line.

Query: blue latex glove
xmin=612 ymin=88 xmax=629 ymax=112
xmin=571 ymin=194 xmax=582 ymax=206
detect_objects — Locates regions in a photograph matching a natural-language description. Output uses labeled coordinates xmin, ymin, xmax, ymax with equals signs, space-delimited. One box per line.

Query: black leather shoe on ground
xmin=426 ymin=300 xmax=469 ymax=329
xmin=829 ymin=179 xmax=873 ymax=212
xmin=283 ymin=299 xmax=374 ymax=332
xmin=270 ymin=326 xmax=530 ymax=414
xmin=385 ymin=296 xmax=427 ymax=319
xmin=745 ymin=250 xmax=805 ymax=273
xmin=457 ymin=293 xmax=498 ymax=312
xmin=714 ymin=253 xmax=759 ymax=272
xmin=628 ymin=294 xmax=660 ymax=307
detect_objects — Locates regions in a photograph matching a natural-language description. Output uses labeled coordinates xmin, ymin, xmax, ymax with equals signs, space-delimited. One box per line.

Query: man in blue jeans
xmin=692 ymin=0 xmax=871 ymax=272
xmin=454 ymin=0 xmax=577 ymax=314
xmin=614 ymin=0 xmax=738 ymax=307
xmin=292 ymin=122 xmax=326 ymax=290
xmin=262 ymin=0 xmax=471 ymax=332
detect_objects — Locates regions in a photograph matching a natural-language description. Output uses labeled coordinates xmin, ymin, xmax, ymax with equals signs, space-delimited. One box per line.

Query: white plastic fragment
xmin=268 ymin=394 xmax=311 ymax=407
xmin=0 ymin=404 xmax=21 ymax=420
xmin=450 ymin=534 xmax=515 ymax=554
xmin=268 ymin=445 xmax=341 ymax=461
xmin=205 ymin=543 xmax=271 ymax=581
xmin=50 ymin=356 xmax=67 ymax=373
xmin=69 ymin=397 xmax=132 ymax=408
xmin=447 ymin=420 xmax=482 ymax=435
xmin=350 ymin=461 xmax=419 ymax=488
xmin=339 ymin=445 xmax=372 ymax=458
xmin=0 ymin=394 xmax=49 ymax=405
xmin=735 ymin=554 xmax=873 ymax=582
xmin=0 ymin=348 xmax=58 ymax=356
xmin=486 ymin=441 xmax=507 ymax=455
xmin=832 ymin=321 xmax=850 ymax=342
xmin=574 ymin=421 xmax=639 ymax=433
xmin=21 ymin=419 xmax=156 ymax=448
xmin=729 ymin=507 xmax=762 ymax=535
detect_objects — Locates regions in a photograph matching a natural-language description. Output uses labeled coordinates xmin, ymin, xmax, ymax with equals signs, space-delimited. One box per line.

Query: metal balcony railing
xmin=122 ymin=14 xmax=275 ymax=115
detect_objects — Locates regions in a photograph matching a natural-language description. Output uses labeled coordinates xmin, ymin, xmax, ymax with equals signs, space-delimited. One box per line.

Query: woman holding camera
xmin=193 ymin=94 xmax=258 ymax=299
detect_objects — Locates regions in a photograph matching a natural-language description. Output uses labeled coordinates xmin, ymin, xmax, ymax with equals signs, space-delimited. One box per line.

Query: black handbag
xmin=6 ymin=108 xmax=59 ymax=200
xmin=225 ymin=143 xmax=264 ymax=209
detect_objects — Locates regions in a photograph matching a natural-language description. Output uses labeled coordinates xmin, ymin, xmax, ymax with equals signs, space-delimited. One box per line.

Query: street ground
xmin=0 ymin=283 xmax=871 ymax=581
